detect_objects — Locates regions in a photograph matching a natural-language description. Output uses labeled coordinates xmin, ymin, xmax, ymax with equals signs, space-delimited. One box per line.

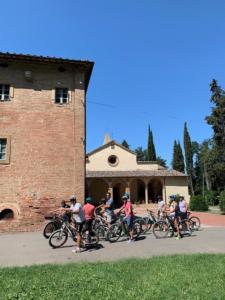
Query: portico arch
xmin=136 ymin=179 xmax=146 ymax=204
xmin=112 ymin=180 xmax=126 ymax=208
xmin=88 ymin=179 xmax=109 ymax=204
xmin=148 ymin=179 xmax=163 ymax=203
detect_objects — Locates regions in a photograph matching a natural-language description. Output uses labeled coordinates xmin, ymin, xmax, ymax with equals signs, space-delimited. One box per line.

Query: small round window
xmin=108 ymin=155 xmax=119 ymax=166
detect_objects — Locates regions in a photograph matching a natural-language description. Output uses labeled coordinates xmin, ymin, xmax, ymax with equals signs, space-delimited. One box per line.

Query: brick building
xmin=0 ymin=52 xmax=93 ymax=231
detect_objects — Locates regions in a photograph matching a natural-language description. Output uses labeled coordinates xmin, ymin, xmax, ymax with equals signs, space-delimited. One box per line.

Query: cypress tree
xmin=184 ymin=122 xmax=194 ymax=195
xmin=147 ymin=125 xmax=156 ymax=161
xmin=172 ymin=140 xmax=178 ymax=169
xmin=172 ymin=140 xmax=185 ymax=172
xmin=121 ymin=139 xmax=129 ymax=149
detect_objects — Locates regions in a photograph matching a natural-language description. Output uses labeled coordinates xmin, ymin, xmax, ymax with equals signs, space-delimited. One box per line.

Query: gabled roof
xmin=87 ymin=140 xmax=137 ymax=157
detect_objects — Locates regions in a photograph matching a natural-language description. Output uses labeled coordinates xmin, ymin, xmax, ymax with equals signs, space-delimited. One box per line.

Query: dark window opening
xmin=0 ymin=209 xmax=14 ymax=220
xmin=0 ymin=84 xmax=10 ymax=101
xmin=55 ymin=88 xmax=68 ymax=104
xmin=0 ymin=138 xmax=7 ymax=160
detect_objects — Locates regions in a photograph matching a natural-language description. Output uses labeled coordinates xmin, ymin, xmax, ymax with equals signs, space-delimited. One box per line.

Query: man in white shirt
xmin=69 ymin=195 xmax=85 ymax=253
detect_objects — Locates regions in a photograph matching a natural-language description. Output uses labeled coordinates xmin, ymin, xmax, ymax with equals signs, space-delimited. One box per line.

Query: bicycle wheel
xmin=189 ymin=216 xmax=201 ymax=231
xmin=134 ymin=217 xmax=147 ymax=234
xmin=133 ymin=220 xmax=142 ymax=239
xmin=43 ymin=221 xmax=61 ymax=239
xmin=82 ymin=230 xmax=99 ymax=247
xmin=95 ymin=225 xmax=108 ymax=241
xmin=153 ymin=221 xmax=169 ymax=239
xmin=49 ymin=229 xmax=68 ymax=248
xmin=142 ymin=217 xmax=152 ymax=232
xmin=107 ymin=223 xmax=122 ymax=243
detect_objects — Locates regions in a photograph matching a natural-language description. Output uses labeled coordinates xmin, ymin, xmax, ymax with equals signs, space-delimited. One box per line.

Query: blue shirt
xmin=105 ymin=198 xmax=114 ymax=215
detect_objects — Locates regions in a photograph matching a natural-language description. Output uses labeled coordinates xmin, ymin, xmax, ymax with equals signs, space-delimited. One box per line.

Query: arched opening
xmin=87 ymin=179 xmax=109 ymax=205
xmin=137 ymin=179 xmax=145 ymax=204
xmin=148 ymin=179 xmax=163 ymax=203
xmin=113 ymin=181 xmax=126 ymax=208
xmin=0 ymin=209 xmax=14 ymax=220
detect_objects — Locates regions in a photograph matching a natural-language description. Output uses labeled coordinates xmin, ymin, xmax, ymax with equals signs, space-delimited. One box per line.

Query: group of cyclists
xmin=59 ymin=191 xmax=133 ymax=253
xmin=57 ymin=191 xmax=191 ymax=252
xmin=157 ymin=194 xmax=191 ymax=239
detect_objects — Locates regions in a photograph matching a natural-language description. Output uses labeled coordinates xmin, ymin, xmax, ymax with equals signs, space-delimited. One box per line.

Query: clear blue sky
xmin=2 ymin=0 xmax=225 ymax=166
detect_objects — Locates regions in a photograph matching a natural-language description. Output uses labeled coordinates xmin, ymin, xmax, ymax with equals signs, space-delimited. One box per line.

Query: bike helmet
xmin=70 ymin=195 xmax=76 ymax=202
xmin=85 ymin=196 xmax=93 ymax=203
xmin=122 ymin=192 xmax=129 ymax=200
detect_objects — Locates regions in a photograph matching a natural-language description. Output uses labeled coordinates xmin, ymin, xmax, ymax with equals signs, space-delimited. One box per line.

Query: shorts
xmin=106 ymin=214 xmax=112 ymax=223
xmin=124 ymin=216 xmax=133 ymax=230
xmin=179 ymin=212 xmax=188 ymax=220
xmin=85 ymin=219 xmax=93 ymax=232
xmin=76 ymin=222 xmax=85 ymax=234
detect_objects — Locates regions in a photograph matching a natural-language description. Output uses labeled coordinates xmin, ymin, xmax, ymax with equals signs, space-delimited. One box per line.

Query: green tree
xmin=147 ymin=126 xmax=156 ymax=161
xmin=135 ymin=147 xmax=147 ymax=161
xmin=121 ymin=139 xmax=129 ymax=149
xmin=184 ymin=122 xmax=194 ymax=195
xmin=172 ymin=140 xmax=185 ymax=172
xmin=205 ymin=79 xmax=225 ymax=191
xmin=156 ymin=156 xmax=167 ymax=168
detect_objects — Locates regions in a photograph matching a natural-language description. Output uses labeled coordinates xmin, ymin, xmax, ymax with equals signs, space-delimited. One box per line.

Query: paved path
xmin=0 ymin=227 xmax=225 ymax=267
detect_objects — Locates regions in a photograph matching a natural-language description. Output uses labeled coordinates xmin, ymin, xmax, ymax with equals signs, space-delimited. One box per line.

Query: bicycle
xmin=153 ymin=213 xmax=192 ymax=239
xmin=187 ymin=212 xmax=201 ymax=231
xmin=49 ymin=220 xmax=99 ymax=249
xmin=140 ymin=209 xmax=158 ymax=233
xmin=107 ymin=212 xmax=141 ymax=243
xmin=43 ymin=214 xmax=64 ymax=239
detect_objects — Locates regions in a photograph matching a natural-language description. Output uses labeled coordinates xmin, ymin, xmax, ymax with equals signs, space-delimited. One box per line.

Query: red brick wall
xmin=0 ymin=62 xmax=86 ymax=231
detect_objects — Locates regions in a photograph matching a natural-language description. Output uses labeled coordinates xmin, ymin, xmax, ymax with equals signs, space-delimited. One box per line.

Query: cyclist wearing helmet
xmin=104 ymin=192 xmax=115 ymax=226
xmin=118 ymin=192 xmax=134 ymax=243
xmin=83 ymin=196 xmax=96 ymax=234
xmin=157 ymin=195 xmax=165 ymax=220
xmin=179 ymin=196 xmax=191 ymax=234
xmin=69 ymin=195 xmax=85 ymax=253
xmin=169 ymin=195 xmax=181 ymax=239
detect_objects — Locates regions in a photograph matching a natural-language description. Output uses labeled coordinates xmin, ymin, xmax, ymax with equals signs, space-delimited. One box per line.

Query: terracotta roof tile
xmin=86 ymin=170 xmax=186 ymax=178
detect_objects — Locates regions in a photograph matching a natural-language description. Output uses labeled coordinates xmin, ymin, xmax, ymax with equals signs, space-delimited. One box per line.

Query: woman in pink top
xmin=118 ymin=193 xmax=134 ymax=242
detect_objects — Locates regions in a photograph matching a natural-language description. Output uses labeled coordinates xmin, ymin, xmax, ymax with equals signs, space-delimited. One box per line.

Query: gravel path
xmin=0 ymin=227 xmax=225 ymax=267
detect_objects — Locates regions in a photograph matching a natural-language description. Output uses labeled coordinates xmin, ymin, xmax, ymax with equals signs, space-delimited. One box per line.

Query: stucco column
xmin=107 ymin=180 xmax=113 ymax=200
xmin=162 ymin=177 xmax=167 ymax=204
xmin=145 ymin=184 xmax=149 ymax=205
xmin=125 ymin=180 xmax=130 ymax=197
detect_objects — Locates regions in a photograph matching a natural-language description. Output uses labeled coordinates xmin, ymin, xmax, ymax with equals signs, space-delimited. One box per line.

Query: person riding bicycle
xmin=179 ymin=196 xmax=191 ymax=234
xmin=157 ymin=195 xmax=165 ymax=220
xmin=168 ymin=195 xmax=181 ymax=239
xmin=69 ymin=195 xmax=85 ymax=253
xmin=104 ymin=192 xmax=115 ymax=226
xmin=60 ymin=200 xmax=71 ymax=222
xmin=118 ymin=192 xmax=134 ymax=243
xmin=83 ymin=196 xmax=96 ymax=236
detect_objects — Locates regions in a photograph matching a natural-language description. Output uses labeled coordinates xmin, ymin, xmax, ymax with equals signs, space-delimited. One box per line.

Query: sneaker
xmin=72 ymin=247 xmax=81 ymax=253
xmin=175 ymin=236 xmax=181 ymax=240
xmin=127 ymin=239 xmax=134 ymax=243
xmin=185 ymin=230 xmax=192 ymax=236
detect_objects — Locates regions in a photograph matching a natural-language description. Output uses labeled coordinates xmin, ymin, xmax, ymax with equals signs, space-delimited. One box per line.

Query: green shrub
xmin=219 ymin=191 xmax=225 ymax=213
xmin=190 ymin=195 xmax=208 ymax=211
xmin=204 ymin=190 xmax=219 ymax=206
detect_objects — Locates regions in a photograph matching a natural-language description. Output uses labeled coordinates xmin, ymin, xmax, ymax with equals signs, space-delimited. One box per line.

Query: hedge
xmin=190 ymin=195 xmax=208 ymax=211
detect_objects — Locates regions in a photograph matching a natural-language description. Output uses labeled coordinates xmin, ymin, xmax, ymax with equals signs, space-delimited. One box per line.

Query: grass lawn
xmin=1 ymin=254 xmax=225 ymax=300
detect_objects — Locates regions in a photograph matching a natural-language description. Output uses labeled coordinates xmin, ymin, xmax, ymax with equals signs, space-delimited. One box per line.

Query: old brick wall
xmin=0 ymin=61 xmax=86 ymax=231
